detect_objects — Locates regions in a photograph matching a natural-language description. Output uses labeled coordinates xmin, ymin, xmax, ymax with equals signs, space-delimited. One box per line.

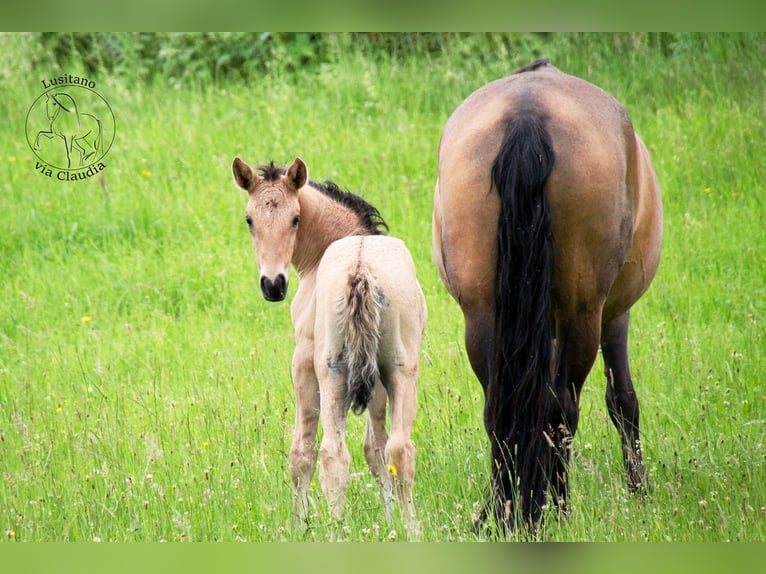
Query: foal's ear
xmin=232 ymin=157 xmax=255 ymax=191
xmin=285 ymin=157 xmax=308 ymax=191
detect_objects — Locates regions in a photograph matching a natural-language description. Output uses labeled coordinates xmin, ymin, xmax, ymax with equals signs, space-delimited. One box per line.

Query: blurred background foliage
xmin=19 ymin=32 xmax=758 ymax=85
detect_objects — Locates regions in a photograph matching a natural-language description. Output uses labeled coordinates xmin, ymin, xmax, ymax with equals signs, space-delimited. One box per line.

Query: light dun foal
xmin=232 ymin=157 xmax=426 ymax=534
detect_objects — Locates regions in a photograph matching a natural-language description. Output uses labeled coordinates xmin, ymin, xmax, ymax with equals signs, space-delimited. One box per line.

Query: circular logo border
xmin=25 ymin=83 xmax=116 ymax=171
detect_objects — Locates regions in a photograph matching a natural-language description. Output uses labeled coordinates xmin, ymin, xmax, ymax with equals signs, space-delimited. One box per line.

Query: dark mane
xmin=257 ymin=162 xmax=388 ymax=235
xmin=312 ymin=179 xmax=388 ymax=235
xmin=513 ymin=58 xmax=552 ymax=75
xmin=257 ymin=162 xmax=286 ymax=182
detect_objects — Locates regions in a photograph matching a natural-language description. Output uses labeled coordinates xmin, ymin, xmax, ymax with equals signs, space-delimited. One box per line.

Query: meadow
xmin=0 ymin=33 xmax=764 ymax=541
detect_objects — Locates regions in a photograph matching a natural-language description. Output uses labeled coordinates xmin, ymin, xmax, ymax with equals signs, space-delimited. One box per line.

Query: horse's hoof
xmin=628 ymin=480 xmax=650 ymax=497
xmin=471 ymin=501 xmax=514 ymax=539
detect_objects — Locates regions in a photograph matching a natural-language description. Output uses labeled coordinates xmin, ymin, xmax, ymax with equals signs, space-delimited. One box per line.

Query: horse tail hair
xmin=342 ymin=257 xmax=383 ymax=415
xmin=486 ymin=111 xmax=557 ymax=527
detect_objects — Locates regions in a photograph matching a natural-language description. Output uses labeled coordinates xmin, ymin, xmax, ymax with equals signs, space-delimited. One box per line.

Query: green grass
xmin=1 ymin=33 xmax=765 ymax=541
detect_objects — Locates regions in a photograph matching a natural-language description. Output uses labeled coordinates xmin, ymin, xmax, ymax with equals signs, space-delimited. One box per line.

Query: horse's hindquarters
xmin=433 ymin=60 xmax=663 ymax=527
xmin=602 ymin=136 xmax=663 ymax=323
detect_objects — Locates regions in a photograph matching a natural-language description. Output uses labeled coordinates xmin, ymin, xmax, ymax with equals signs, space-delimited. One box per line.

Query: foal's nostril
xmin=260 ymin=274 xmax=288 ymax=302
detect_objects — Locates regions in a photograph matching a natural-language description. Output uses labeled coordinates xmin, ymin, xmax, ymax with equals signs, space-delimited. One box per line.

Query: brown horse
xmin=432 ymin=59 xmax=662 ymax=530
xmin=232 ymin=157 xmax=426 ymax=534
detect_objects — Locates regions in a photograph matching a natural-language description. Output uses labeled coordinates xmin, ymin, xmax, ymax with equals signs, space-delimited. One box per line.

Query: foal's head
xmin=232 ymin=156 xmax=307 ymax=302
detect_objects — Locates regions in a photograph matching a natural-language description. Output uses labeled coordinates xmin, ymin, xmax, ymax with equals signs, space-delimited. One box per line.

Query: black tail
xmin=485 ymin=112 xmax=557 ymax=528
xmin=342 ymin=262 xmax=383 ymax=415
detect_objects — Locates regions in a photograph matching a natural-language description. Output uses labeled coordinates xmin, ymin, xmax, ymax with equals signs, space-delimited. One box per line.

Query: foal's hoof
xmin=405 ymin=519 xmax=423 ymax=542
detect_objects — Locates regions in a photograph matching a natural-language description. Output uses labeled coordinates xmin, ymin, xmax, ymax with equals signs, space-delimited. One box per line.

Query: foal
xmin=232 ymin=156 xmax=426 ymax=530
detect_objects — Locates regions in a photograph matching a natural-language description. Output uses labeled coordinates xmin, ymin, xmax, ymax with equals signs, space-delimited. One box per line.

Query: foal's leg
xmin=290 ymin=344 xmax=320 ymax=526
xmin=316 ymin=361 xmax=352 ymax=521
xmin=601 ymin=310 xmax=647 ymax=492
xmin=383 ymin=363 xmax=419 ymax=527
xmin=364 ymin=381 xmax=394 ymax=518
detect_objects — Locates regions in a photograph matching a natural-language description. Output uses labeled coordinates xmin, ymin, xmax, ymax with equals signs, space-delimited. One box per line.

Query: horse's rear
xmin=314 ymin=234 xmax=426 ymax=528
xmin=432 ymin=59 xmax=662 ymax=528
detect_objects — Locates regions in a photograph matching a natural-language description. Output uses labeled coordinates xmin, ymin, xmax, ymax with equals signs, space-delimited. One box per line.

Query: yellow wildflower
xmin=141 ymin=169 xmax=151 ymax=177
xmin=81 ymin=316 xmax=92 ymax=324
xmin=387 ymin=464 xmax=398 ymax=477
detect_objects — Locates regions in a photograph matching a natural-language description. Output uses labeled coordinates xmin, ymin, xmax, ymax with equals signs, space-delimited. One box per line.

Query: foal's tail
xmin=485 ymin=112 xmax=557 ymax=527
xmin=342 ymin=258 xmax=383 ymax=415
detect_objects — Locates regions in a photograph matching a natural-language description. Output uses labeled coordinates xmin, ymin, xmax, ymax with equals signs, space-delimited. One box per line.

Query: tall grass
xmin=1 ymin=33 xmax=764 ymax=541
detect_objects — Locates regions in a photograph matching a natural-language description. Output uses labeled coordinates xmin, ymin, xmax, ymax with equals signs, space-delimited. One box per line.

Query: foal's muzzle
xmin=260 ymin=274 xmax=288 ymax=302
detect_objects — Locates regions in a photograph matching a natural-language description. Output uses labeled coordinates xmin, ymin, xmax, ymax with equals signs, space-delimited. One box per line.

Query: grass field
xmin=1 ymin=33 xmax=765 ymax=541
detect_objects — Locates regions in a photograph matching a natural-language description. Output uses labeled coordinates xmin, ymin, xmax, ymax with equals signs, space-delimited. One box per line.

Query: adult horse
xmin=232 ymin=157 xmax=426 ymax=534
xmin=34 ymin=92 xmax=102 ymax=168
xmin=432 ymin=59 xmax=662 ymax=529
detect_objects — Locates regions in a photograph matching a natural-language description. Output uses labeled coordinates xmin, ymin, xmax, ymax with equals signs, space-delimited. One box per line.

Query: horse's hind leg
xmin=551 ymin=312 xmax=602 ymax=512
xmin=463 ymin=304 xmax=494 ymax=393
xmin=364 ymin=381 xmax=395 ymax=518
xmin=601 ymin=310 xmax=647 ymax=492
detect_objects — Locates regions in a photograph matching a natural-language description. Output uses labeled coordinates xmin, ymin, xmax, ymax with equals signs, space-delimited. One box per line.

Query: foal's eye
xmin=245 ymin=215 xmax=253 ymax=228
xmin=291 ymin=215 xmax=300 ymax=229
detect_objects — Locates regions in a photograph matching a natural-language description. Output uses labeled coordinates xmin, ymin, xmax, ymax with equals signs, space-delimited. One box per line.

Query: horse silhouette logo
xmin=26 ymin=82 xmax=115 ymax=173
